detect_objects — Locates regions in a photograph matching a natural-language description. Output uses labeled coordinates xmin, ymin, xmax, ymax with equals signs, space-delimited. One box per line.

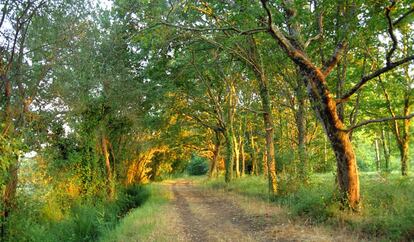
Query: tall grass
xmin=203 ymin=173 xmax=414 ymax=240
xmin=8 ymin=184 xmax=150 ymax=242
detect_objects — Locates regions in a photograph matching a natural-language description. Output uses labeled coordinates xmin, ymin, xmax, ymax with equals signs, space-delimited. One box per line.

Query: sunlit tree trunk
xmin=102 ymin=136 xmax=114 ymax=199
xmin=209 ymin=130 xmax=221 ymax=178
xmin=241 ymin=136 xmax=246 ymax=177
xmin=224 ymin=81 xmax=236 ymax=183
xmin=374 ymin=139 xmax=380 ymax=171
xmin=233 ymin=133 xmax=240 ymax=178
xmin=318 ymin=91 xmax=360 ymax=209
xmin=249 ymin=123 xmax=258 ymax=176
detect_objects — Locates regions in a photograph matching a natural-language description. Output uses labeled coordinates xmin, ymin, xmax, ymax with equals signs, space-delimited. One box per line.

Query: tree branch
xmin=304 ymin=11 xmax=324 ymax=49
xmin=378 ymin=76 xmax=402 ymax=144
xmin=393 ymin=6 xmax=414 ymax=26
xmin=260 ymin=0 xmax=273 ymax=28
xmin=337 ymin=54 xmax=414 ymax=103
xmin=346 ymin=113 xmax=414 ymax=133
xmin=158 ymin=21 xmax=267 ymax=35
xmin=322 ymin=41 xmax=347 ymax=77
xmin=385 ymin=1 xmax=398 ymax=65
xmin=185 ymin=113 xmax=222 ymax=132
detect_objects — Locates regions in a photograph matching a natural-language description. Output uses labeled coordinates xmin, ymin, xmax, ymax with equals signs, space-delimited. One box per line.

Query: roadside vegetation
xmin=9 ymin=184 xmax=149 ymax=242
xmin=100 ymin=184 xmax=172 ymax=242
xmin=204 ymin=173 xmax=414 ymax=241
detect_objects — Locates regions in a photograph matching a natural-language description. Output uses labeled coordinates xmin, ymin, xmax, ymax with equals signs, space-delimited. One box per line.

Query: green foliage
xmin=186 ymin=155 xmax=209 ymax=176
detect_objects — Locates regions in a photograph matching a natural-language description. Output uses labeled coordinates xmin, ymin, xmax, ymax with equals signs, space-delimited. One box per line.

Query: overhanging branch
xmin=337 ymin=54 xmax=414 ymax=103
xmin=385 ymin=1 xmax=398 ymax=65
xmin=346 ymin=113 xmax=414 ymax=133
xmin=322 ymin=41 xmax=347 ymax=77
xmin=158 ymin=21 xmax=268 ymax=35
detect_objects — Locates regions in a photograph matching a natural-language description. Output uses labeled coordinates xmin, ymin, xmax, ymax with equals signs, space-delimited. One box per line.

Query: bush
xmin=186 ymin=155 xmax=209 ymax=176
xmin=116 ymin=185 xmax=150 ymax=217
xmin=286 ymin=185 xmax=337 ymax=222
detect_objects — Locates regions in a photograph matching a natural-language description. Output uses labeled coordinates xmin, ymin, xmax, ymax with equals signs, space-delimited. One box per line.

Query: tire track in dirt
xmin=170 ymin=180 xmax=358 ymax=242
xmin=172 ymin=183 xmax=209 ymax=242
xmin=171 ymin=181 xmax=270 ymax=241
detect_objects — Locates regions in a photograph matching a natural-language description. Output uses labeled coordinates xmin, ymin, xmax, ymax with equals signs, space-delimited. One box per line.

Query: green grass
xmin=100 ymin=184 xmax=172 ymax=242
xmin=202 ymin=173 xmax=414 ymax=241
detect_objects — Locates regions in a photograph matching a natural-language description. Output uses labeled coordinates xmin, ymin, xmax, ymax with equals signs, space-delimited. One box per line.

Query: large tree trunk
xmin=209 ymin=130 xmax=221 ymax=178
xmin=307 ymin=74 xmax=360 ymax=209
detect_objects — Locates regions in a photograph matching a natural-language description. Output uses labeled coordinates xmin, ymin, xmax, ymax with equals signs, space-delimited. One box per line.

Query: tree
xmin=258 ymin=0 xmax=414 ymax=210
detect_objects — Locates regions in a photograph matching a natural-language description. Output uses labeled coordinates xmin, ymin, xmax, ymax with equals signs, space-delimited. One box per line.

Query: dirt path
xmin=167 ymin=180 xmax=358 ymax=242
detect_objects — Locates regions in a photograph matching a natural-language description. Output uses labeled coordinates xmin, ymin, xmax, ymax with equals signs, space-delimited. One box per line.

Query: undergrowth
xmin=8 ymin=184 xmax=150 ymax=242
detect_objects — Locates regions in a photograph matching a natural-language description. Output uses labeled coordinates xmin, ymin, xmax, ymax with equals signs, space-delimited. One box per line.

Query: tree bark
xmin=319 ymin=93 xmax=360 ymax=209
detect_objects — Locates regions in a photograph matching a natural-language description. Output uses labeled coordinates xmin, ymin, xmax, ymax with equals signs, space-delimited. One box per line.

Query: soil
xmin=166 ymin=180 xmax=359 ymax=242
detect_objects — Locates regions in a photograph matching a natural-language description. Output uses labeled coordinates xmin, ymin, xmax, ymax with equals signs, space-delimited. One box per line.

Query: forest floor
xmin=106 ymin=179 xmax=361 ymax=242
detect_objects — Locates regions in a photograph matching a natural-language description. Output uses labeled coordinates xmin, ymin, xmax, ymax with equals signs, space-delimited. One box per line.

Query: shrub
xmin=116 ymin=185 xmax=150 ymax=217
xmin=186 ymin=155 xmax=209 ymax=176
